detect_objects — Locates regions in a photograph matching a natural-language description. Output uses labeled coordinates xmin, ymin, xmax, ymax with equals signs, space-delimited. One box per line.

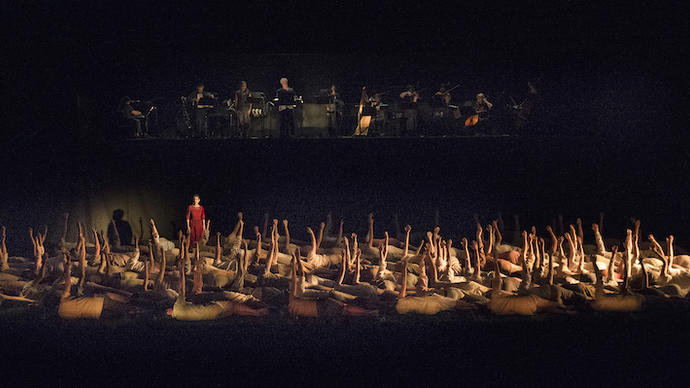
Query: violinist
xmin=399 ymin=85 xmax=420 ymax=134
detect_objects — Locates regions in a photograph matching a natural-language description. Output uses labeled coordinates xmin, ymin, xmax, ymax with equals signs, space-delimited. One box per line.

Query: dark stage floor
xmin=2 ymin=304 xmax=690 ymax=386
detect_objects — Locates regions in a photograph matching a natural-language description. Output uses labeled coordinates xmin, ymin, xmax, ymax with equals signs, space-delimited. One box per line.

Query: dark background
xmin=3 ymin=1 xmax=685 ymax=141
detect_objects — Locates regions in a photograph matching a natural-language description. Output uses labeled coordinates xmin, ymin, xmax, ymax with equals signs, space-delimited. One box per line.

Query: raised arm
xmin=214 ymin=233 xmax=222 ymax=266
xmin=546 ymin=225 xmax=558 ymax=256
xmin=607 ymin=245 xmax=618 ymax=283
xmin=461 ymin=237 xmax=470 ymax=275
xmin=486 ymin=225 xmax=494 ymax=257
xmin=354 ymin=249 xmax=362 ymax=284
xmin=590 ymin=254 xmax=603 ymax=292
xmin=230 ymin=212 xmax=243 ymax=237
xmin=150 ymin=218 xmax=159 ymax=240
xmin=367 ymin=213 xmax=375 ymax=248
xmin=237 ymin=217 xmax=245 ymax=240
xmin=336 ymin=250 xmax=347 ymax=285
xmin=667 ymin=235 xmax=675 ymax=269
xmin=492 ymin=219 xmax=503 ymax=246
xmin=403 ymin=225 xmax=411 ymax=257
xmin=1 ymin=226 xmax=8 ymax=271
xmin=648 ymin=234 xmax=665 ymax=257
xmin=547 ymin=237 xmax=554 ymax=285
xmin=398 ymin=257 xmax=408 ymax=299
xmin=185 ymin=205 xmax=191 ymax=233
xmin=77 ymin=234 xmax=87 ymax=295
xmin=306 ymin=227 xmax=317 ymax=258
xmin=281 ymin=219 xmax=290 ymax=253
xmin=316 ymin=222 xmax=325 ymax=250
xmin=289 ymin=250 xmax=298 ymax=297
xmin=61 ymin=252 xmax=72 ymax=299
xmin=564 ymin=233 xmax=575 ymax=271
xmin=471 ymin=240 xmax=481 ymax=281
xmin=192 ymin=243 xmax=203 ymax=294
xmin=157 ymin=246 xmax=167 ymax=287
xmin=29 ymin=227 xmax=37 ymax=258
xmin=592 ymin=223 xmax=606 ymax=255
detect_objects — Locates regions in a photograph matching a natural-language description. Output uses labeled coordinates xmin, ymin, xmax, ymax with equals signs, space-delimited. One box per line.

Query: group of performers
xmin=3 ymin=195 xmax=690 ymax=321
xmin=118 ymin=78 xmax=537 ymax=139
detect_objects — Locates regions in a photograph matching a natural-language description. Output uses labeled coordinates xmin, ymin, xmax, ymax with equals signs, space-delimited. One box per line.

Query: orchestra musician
xmin=433 ymin=84 xmax=451 ymax=107
xmin=276 ymin=78 xmax=297 ymax=138
xmin=474 ymin=92 xmax=493 ymax=115
xmin=326 ymin=84 xmax=344 ymax=137
xmin=187 ymin=82 xmax=215 ymax=138
xmin=432 ymin=84 xmax=452 ymax=135
xmin=118 ymin=96 xmax=145 ymax=138
xmin=353 ymin=87 xmax=377 ymax=136
xmin=464 ymin=92 xmax=494 ymax=128
xmin=399 ymin=85 xmax=420 ymax=135
xmin=234 ymin=81 xmax=252 ymax=138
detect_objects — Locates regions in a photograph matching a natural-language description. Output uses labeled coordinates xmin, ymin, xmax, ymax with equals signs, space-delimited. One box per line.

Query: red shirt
xmin=186 ymin=205 xmax=205 ymax=222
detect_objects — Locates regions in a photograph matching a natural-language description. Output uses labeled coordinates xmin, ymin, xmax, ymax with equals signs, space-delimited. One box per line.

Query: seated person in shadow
xmin=107 ymin=209 xmax=133 ymax=250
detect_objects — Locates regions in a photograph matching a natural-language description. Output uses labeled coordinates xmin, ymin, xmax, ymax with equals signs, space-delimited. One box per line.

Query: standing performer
xmin=186 ymin=194 xmax=206 ymax=246
xmin=234 ymin=81 xmax=252 ymax=138
xmin=276 ymin=78 xmax=297 ymax=138
xmin=399 ymin=85 xmax=420 ymax=135
xmin=188 ymin=82 xmax=214 ymax=138
xmin=326 ymin=84 xmax=344 ymax=137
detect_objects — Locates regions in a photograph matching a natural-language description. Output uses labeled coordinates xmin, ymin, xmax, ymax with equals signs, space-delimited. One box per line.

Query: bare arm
xmin=403 ymin=225 xmax=411 ymax=257
xmin=486 ymin=225 xmax=494 ymax=257
xmin=336 ymin=250 xmax=346 ymax=285
xmin=648 ymin=234 xmax=665 ymax=257
xmin=546 ymin=225 xmax=558 ymax=256
xmin=354 ymin=249 xmax=362 ymax=284
xmin=398 ymin=257 xmax=408 ymax=299
xmin=61 ymin=252 xmax=71 ymax=299
xmin=667 ymin=235 xmax=675 ymax=269
xmin=306 ymin=227 xmax=317 ymax=258
xmin=230 ymin=212 xmax=243 ymax=237
xmin=492 ymin=219 xmax=503 ymax=246
xmin=316 ymin=222 xmax=325 ymax=250
xmin=607 ymin=245 xmax=618 ymax=283
xmin=277 ymin=219 xmax=288 ymax=254
xmin=367 ymin=213 xmax=374 ymax=248
xmin=592 ymin=223 xmax=606 ymax=255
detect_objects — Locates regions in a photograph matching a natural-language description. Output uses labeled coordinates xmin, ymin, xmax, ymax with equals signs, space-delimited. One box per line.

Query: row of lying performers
xmin=2 ymin=212 xmax=690 ymax=320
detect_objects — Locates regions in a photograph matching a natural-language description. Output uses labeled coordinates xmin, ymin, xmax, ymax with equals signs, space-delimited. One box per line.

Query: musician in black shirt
xmin=118 ymin=96 xmax=144 ymax=137
xmin=234 ymin=81 xmax=252 ymax=138
xmin=399 ymin=85 xmax=420 ymax=135
xmin=326 ymin=84 xmax=344 ymax=137
xmin=276 ymin=78 xmax=297 ymax=138
xmin=187 ymin=82 xmax=214 ymax=138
